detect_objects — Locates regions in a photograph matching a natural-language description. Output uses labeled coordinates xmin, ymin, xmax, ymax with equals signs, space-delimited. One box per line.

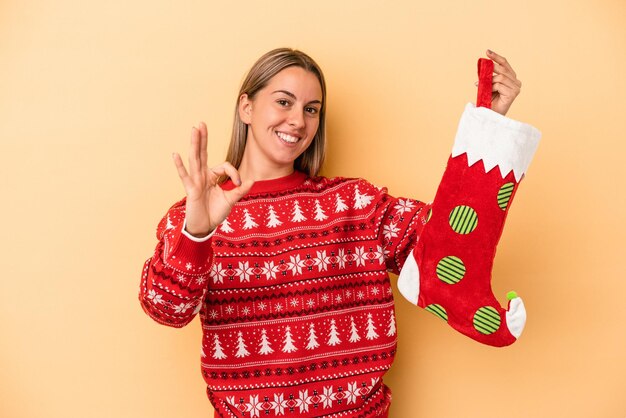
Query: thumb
xmin=224 ymin=179 xmax=255 ymax=205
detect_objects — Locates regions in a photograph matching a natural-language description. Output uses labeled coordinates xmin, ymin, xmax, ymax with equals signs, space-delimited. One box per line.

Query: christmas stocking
xmin=397 ymin=58 xmax=541 ymax=347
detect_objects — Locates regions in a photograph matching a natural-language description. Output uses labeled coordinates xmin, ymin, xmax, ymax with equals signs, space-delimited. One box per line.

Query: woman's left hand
xmin=484 ymin=50 xmax=522 ymax=116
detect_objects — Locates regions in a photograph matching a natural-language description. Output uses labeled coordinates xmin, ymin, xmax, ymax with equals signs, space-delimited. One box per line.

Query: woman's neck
xmin=238 ymin=153 xmax=295 ymax=183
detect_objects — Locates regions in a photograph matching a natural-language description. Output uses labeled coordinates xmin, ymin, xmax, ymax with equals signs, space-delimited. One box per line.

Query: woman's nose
xmin=288 ymin=108 xmax=305 ymax=129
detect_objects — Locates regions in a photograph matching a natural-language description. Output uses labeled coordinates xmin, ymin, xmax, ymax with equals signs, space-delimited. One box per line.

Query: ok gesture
xmin=172 ymin=122 xmax=254 ymax=237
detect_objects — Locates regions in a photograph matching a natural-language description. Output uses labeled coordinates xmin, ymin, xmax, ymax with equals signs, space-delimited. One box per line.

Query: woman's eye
xmin=277 ymin=99 xmax=290 ymax=106
xmin=305 ymin=107 xmax=319 ymax=115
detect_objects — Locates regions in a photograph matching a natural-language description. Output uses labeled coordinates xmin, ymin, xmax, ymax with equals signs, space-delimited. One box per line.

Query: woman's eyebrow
xmin=272 ymin=90 xmax=322 ymax=105
xmin=272 ymin=89 xmax=296 ymax=99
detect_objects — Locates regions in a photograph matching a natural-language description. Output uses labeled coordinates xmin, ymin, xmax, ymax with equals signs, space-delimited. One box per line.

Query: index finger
xmin=209 ymin=162 xmax=242 ymax=187
xmin=486 ymin=50 xmax=516 ymax=76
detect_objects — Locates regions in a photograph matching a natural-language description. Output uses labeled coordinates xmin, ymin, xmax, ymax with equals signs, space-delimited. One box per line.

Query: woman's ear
xmin=238 ymin=93 xmax=252 ymax=124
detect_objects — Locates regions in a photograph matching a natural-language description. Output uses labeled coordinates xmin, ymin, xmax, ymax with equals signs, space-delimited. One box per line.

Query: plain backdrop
xmin=1 ymin=0 xmax=625 ymax=417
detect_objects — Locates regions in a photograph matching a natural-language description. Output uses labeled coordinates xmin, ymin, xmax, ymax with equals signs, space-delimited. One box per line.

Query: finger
xmin=492 ymin=74 xmax=519 ymax=91
xmin=172 ymin=152 xmax=193 ymax=189
xmin=486 ymin=50 xmax=516 ymax=76
xmin=188 ymin=127 xmax=201 ymax=175
xmin=209 ymin=162 xmax=242 ymax=186
xmin=492 ymin=65 xmax=521 ymax=88
xmin=199 ymin=122 xmax=208 ymax=169
xmin=493 ymin=61 xmax=518 ymax=81
xmin=475 ymin=74 xmax=521 ymax=93
xmin=491 ymin=82 xmax=519 ymax=100
xmin=223 ymin=179 xmax=255 ymax=205
xmin=221 ymin=162 xmax=242 ymax=186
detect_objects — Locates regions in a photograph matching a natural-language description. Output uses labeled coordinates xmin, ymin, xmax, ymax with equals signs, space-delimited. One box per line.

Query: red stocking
xmin=397 ymin=58 xmax=540 ymax=347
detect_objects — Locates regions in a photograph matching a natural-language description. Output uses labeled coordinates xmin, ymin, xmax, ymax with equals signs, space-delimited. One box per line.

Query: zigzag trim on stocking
xmin=452 ymin=103 xmax=541 ymax=182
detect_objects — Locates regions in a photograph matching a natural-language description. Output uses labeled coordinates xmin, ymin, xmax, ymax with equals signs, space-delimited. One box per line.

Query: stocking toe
xmin=505 ymin=294 xmax=526 ymax=339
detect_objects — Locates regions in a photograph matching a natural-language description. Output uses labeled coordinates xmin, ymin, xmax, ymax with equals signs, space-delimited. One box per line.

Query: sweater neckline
xmin=221 ymin=170 xmax=308 ymax=195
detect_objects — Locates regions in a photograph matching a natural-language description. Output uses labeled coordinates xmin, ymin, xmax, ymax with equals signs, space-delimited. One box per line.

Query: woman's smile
xmin=275 ymin=130 xmax=301 ymax=144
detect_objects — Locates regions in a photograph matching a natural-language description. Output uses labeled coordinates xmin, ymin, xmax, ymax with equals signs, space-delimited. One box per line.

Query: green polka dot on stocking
xmin=473 ymin=306 xmax=501 ymax=334
xmin=497 ymin=182 xmax=515 ymax=210
xmin=449 ymin=205 xmax=478 ymax=234
xmin=436 ymin=256 xmax=466 ymax=284
xmin=425 ymin=304 xmax=448 ymax=321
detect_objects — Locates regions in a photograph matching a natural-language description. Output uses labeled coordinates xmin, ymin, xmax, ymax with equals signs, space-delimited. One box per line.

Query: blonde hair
xmin=225 ymin=48 xmax=327 ymax=177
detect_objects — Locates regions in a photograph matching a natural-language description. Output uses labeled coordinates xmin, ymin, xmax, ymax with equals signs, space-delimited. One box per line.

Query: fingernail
xmin=474 ymin=81 xmax=478 ymax=86
xmin=487 ymin=49 xmax=494 ymax=54
xmin=236 ymin=179 xmax=242 ymax=186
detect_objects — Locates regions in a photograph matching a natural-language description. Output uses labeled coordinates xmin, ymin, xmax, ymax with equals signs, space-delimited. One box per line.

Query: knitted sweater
xmin=139 ymin=104 xmax=541 ymax=417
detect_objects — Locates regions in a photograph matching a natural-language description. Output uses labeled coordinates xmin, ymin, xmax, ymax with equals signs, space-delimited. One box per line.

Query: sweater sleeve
xmin=139 ymin=198 xmax=215 ymax=328
xmin=363 ymin=185 xmax=431 ymax=277
xmin=381 ymin=103 xmax=541 ymax=347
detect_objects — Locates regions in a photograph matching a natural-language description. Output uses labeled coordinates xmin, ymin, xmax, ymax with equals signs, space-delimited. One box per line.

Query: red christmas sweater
xmin=139 ymin=104 xmax=540 ymax=417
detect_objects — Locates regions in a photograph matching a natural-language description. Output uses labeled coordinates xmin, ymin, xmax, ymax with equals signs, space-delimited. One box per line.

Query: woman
xmin=139 ymin=48 xmax=540 ymax=417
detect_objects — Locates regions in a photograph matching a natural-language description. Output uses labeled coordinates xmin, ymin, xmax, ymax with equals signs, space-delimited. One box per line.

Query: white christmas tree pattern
xmin=314 ymin=199 xmax=328 ymax=221
xmin=327 ymin=318 xmax=342 ymax=346
xmin=235 ymin=331 xmax=251 ymax=358
xmin=282 ymin=326 xmax=298 ymax=353
xmin=335 ymin=193 xmax=348 ymax=212
xmin=258 ymin=328 xmax=274 ymax=355
xmin=365 ymin=313 xmax=379 ymax=340
xmin=266 ymin=205 xmax=283 ymax=228
xmin=353 ymin=185 xmax=374 ymax=209
xmin=306 ymin=323 xmax=320 ymax=350
xmin=349 ymin=316 xmax=361 ymax=343
xmin=220 ymin=218 xmax=234 ymax=233
xmin=212 ymin=334 xmax=227 ymax=360
xmin=242 ymin=208 xmax=258 ymax=230
xmin=387 ymin=310 xmax=396 ymax=337
xmin=165 ymin=214 xmax=174 ymax=230
xmin=291 ymin=200 xmax=307 ymax=222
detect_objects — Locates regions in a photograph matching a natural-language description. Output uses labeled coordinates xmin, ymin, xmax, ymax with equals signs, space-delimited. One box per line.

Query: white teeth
xmin=276 ymin=132 xmax=298 ymax=143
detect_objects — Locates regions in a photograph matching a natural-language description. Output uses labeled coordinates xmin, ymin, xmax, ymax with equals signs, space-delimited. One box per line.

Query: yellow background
xmin=1 ymin=0 xmax=624 ymax=417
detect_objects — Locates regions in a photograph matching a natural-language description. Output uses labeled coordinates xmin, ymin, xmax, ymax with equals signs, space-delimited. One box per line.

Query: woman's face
xmin=239 ymin=66 xmax=323 ymax=173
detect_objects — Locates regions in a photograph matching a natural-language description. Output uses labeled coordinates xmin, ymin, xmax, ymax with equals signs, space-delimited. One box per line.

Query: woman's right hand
xmin=172 ymin=122 xmax=254 ymax=237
